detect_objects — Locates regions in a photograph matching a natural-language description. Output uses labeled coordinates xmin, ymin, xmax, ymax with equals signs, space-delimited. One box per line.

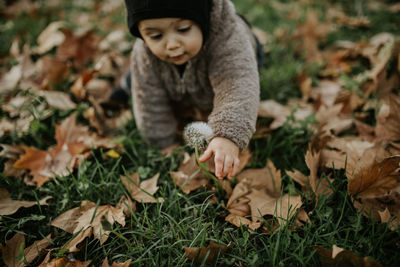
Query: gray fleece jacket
xmin=130 ymin=0 xmax=260 ymax=150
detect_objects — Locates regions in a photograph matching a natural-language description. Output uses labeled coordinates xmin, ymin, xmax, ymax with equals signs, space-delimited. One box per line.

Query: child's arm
xmin=199 ymin=137 xmax=240 ymax=179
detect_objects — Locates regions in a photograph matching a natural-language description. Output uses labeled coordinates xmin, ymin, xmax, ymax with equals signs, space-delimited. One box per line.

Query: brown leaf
xmin=83 ymin=102 xmax=132 ymax=136
xmin=348 ymin=155 xmax=400 ymax=198
xmin=33 ymin=21 xmax=67 ymax=55
xmin=0 ymin=188 xmax=52 ymax=215
xmin=0 ymin=233 xmax=25 ymax=267
xmin=38 ymin=90 xmax=77 ymax=110
xmin=101 ymin=258 xmax=132 ymax=267
xmin=376 ymin=95 xmax=400 ymax=143
xmin=237 ymin=160 xmax=282 ymax=197
xmin=24 ymin=235 xmax=52 ymax=264
xmin=293 ymin=9 xmax=330 ymax=63
xmin=13 ymin=113 xmax=114 ymax=186
xmin=50 ymin=200 xmax=126 ymax=252
xmin=170 ymin=153 xmax=209 ymax=194
xmin=0 ymin=64 xmax=22 ymax=93
xmin=57 ymin=28 xmax=98 ymax=70
xmin=38 ymin=256 xmax=91 ymax=267
xmin=184 ymin=242 xmax=230 ymax=265
xmin=116 ymin=195 xmax=136 ymax=216
xmin=287 ymin=147 xmax=333 ymax=199
xmin=121 ymin=172 xmax=163 ymax=203
xmin=40 ymin=56 xmax=71 ymax=89
xmin=69 ymin=70 xmax=98 ymax=100
xmin=225 ymin=213 xmax=261 ymax=231
xmin=314 ymin=245 xmax=382 ymax=267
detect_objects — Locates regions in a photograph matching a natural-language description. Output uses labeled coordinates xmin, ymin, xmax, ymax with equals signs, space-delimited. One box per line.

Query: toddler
xmin=117 ymin=0 xmax=263 ymax=179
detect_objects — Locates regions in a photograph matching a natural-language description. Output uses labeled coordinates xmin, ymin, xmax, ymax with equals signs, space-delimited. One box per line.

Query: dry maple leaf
xmin=0 ymin=188 xmax=52 ymax=216
xmin=170 ymin=153 xmax=209 ymax=194
xmin=101 ymin=258 xmax=132 ymax=267
xmin=237 ymin=160 xmax=282 ymax=197
xmin=247 ymin=190 xmax=305 ymax=227
xmin=348 ymin=156 xmax=400 ymax=198
xmin=57 ymin=28 xmax=98 ymax=70
xmin=39 ymin=55 xmax=71 ymax=90
xmin=376 ymin=95 xmax=400 ymax=143
xmin=314 ymin=245 xmax=382 ymax=267
xmin=293 ymin=9 xmax=330 ymax=63
xmin=13 ymin=113 xmax=114 ymax=187
xmin=286 ymin=148 xmax=333 ymax=199
xmin=38 ymin=256 xmax=91 ymax=267
xmin=33 ymin=21 xmax=67 ymax=55
xmin=0 ymin=233 xmax=52 ymax=267
xmin=50 ymin=200 xmax=126 ymax=252
xmin=226 ymin=160 xmax=308 ymax=230
xmin=184 ymin=242 xmax=230 ymax=265
xmin=121 ymin=172 xmax=163 ymax=203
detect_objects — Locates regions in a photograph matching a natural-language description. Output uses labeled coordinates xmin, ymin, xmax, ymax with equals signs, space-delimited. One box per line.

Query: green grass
xmin=1 ymin=0 xmax=400 ymax=266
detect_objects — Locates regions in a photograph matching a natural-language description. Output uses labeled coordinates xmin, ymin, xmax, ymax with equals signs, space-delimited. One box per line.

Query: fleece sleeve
xmin=130 ymin=41 xmax=177 ymax=149
xmin=207 ymin=18 xmax=260 ymax=151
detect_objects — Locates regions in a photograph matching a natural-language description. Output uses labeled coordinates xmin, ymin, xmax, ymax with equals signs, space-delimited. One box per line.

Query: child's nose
xmin=166 ymin=37 xmax=180 ymax=50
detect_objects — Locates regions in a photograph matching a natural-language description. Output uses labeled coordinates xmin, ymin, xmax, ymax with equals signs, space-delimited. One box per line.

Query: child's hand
xmin=199 ymin=137 xmax=239 ymax=179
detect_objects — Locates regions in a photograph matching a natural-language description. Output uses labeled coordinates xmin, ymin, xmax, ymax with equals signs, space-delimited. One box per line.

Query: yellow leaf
xmin=106 ymin=150 xmax=120 ymax=159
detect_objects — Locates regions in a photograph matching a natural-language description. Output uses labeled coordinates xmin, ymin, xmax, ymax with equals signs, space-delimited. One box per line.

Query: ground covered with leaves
xmin=1 ymin=0 xmax=400 ymax=266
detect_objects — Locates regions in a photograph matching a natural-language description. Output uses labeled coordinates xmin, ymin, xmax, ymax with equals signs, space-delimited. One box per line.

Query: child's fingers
xmin=199 ymin=148 xmax=213 ymax=162
xmin=223 ymin=156 xmax=233 ymax=178
xmin=214 ymin=151 xmax=225 ymax=179
xmin=231 ymin=157 xmax=240 ymax=178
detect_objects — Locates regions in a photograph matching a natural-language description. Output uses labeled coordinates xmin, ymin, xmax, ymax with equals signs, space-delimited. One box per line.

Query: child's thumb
xmin=199 ymin=148 xmax=213 ymax=162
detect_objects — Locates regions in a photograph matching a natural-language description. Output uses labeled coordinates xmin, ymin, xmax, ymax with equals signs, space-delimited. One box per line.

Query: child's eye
xmin=178 ymin=26 xmax=191 ymax=33
xmin=149 ymin=34 xmax=162 ymax=40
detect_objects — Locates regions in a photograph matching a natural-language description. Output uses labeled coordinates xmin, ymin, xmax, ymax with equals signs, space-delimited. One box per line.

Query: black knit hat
xmin=124 ymin=0 xmax=213 ymax=40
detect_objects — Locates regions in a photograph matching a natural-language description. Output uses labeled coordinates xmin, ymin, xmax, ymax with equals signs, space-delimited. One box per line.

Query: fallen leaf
xmin=51 ymin=200 xmax=126 ymax=252
xmin=286 ymin=146 xmax=333 ymax=199
xmin=184 ymin=242 xmax=230 ymax=265
xmin=33 ymin=21 xmax=67 ymax=55
xmin=0 ymin=188 xmax=52 ymax=215
xmin=101 ymin=257 xmax=132 ymax=267
xmin=57 ymin=28 xmax=98 ymax=70
xmin=225 ymin=213 xmax=261 ymax=231
xmin=247 ymin=190 xmax=304 ymax=227
xmin=13 ymin=113 xmax=114 ymax=186
xmin=0 ymin=233 xmax=25 ymax=267
xmin=38 ymin=256 xmax=91 ymax=267
xmin=170 ymin=154 xmax=209 ymax=194
xmin=314 ymin=245 xmax=382 ymax=267
xmin=69 ymin=69 xmax=98 ymax=100
xmin=237 ymin=160 xmax=282 ymax=197
xmin=293 ymin=9 xmax=330 ymax=63
xmin=116 ymin=195 xmax=136 ymax=216
xmin=0 ymin=64 xmax=22 ymax=93
xmin=376 ymin=95 xmax=400 ymax=143
xmin=39 ymin=55 xmax=71 ymax=89
xmin=348 ymin=155 xmax=400 ymax=198
xmin=121 ymin=172 xmax=163 ymax=203
xmin=24 ymin=235 xmax=52 ymax=264
xmin=38 ymin=90 xmax=77 ymax=110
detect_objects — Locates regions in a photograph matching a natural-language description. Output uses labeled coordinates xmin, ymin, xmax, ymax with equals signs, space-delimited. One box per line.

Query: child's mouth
xmin=170 ymin=54 xmax=184 ymax=62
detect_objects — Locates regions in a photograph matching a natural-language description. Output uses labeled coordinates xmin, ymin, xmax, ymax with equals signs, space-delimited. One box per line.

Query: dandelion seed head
xmin=183 ymin=122 xmax=213 ymax=149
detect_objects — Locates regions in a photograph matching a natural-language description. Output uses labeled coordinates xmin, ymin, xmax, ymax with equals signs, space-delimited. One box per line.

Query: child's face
xmin=138 ymin=18 xmax=203 ymax=65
